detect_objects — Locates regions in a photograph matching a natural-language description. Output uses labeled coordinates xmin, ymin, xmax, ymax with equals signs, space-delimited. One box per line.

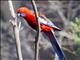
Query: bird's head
xmin=17 ymin=7 xmax=33 ymax=17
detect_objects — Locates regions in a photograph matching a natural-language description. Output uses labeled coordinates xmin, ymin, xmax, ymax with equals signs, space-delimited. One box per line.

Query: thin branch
xmin=8 ymin=0 xmax=23 ymax=60
xmin=62 ymin=47 xmax=76 ymax=56
xmin=31 ymin=0 xmax=41 ymax=60
xmin=67 ymin=1 xmax=72 ymax=20
xmin=48 ymin=1 xmax=69 ymax=29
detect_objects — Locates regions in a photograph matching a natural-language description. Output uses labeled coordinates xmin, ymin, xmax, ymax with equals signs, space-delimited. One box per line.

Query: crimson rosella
xmin=17 ymin=7 xmax=66 ymax=60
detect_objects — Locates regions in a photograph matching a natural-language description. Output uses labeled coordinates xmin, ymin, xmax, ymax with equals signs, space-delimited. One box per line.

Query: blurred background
xmin=1 ymin=0 xmax=80 ymax=60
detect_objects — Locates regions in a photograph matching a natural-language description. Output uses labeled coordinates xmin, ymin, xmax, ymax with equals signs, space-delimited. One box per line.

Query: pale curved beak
xmin=17 ymin=13 xmax=21 ymax=16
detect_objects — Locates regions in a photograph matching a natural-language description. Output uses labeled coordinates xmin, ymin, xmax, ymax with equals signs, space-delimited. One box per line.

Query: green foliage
xmin=68 ymin=18 xmax=80 ymax=44
xmin=49 ymin=18 xmax=59 ymax=21
xmin=76 ymin=48 xmax=80 ymax=60
xmin=65 ymin=18 xmax=80 ymax=60
xmin=76 ymin=48 xmax=80 ymax=56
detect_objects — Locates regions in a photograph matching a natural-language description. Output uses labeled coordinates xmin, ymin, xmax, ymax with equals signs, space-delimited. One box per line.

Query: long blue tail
xmin=43 ymin=30 xmax=66 ymax=60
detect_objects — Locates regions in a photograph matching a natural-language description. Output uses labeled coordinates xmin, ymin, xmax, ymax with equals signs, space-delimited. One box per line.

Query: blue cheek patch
xmin=20 ymin=13 xmax=26 ymax=17
xmin=17 ymin=13 xmax=26 ymax=17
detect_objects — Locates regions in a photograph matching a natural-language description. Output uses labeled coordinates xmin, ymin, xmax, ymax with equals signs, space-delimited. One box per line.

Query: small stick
xmin=31 ymin=0 xmax=41 ymax=60
xmin=8 ymin=0 xmax=23 ymax=60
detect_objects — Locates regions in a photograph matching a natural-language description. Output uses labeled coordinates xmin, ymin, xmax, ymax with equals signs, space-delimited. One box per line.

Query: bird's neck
xmin=24 ymin=14 xmax=37 ymax=30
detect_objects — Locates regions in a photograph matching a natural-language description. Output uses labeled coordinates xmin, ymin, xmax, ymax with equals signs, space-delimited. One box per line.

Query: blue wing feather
xmin=43 ymin=30 xmax=66 ymax=60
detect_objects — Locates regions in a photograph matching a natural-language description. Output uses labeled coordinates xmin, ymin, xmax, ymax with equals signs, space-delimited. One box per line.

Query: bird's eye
xmin=17 ymin=13 xmax=26 ymax=17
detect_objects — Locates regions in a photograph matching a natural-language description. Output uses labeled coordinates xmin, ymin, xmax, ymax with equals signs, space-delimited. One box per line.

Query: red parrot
xmin=17 ymin=7 xmax=66 ymax=60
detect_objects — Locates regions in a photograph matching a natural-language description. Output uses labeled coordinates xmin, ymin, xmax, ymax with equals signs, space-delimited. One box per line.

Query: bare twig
xmin=67 ymin=1 xmax=72 ymax=20
xmin=31 ymin=0 xmax=41 ymax=60
xmin=8 ymin=0 xmax=23 ymax=60
xmin=48 ymin=1 xmax=69 ymax=29
xmin=62 ymin=47 xmax=76 ymax=56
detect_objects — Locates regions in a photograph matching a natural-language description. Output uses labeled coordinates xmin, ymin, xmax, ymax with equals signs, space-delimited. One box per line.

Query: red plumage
xmin=17 ymin=7 xmax=53 ymax=31
xmin=17 ymin=7 xmax=66 ymax=60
